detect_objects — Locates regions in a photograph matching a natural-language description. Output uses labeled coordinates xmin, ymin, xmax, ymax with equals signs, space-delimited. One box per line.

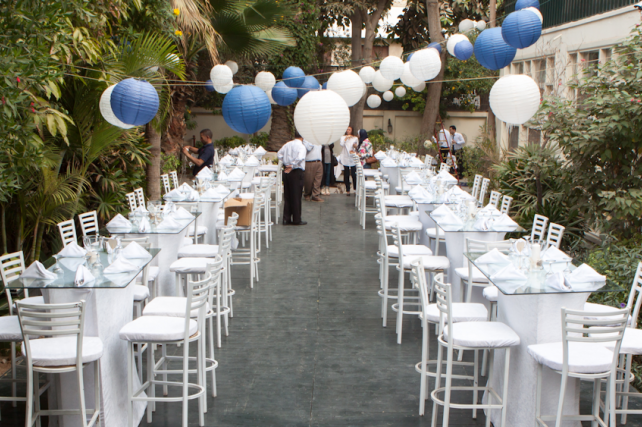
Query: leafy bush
xmin=161 ymin=153 xmax=182 ymax=175
xmin=462 ymin=124 xmax=502 ymax=186
xmin=249 ymin=132 xmax=269 ymax=148
xmin=213 ymin=135 xmax=246 ymax=150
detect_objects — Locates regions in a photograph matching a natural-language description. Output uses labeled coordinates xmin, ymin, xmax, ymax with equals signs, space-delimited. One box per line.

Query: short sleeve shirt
xmin=193 ymin=143 xmax=214 ymax=176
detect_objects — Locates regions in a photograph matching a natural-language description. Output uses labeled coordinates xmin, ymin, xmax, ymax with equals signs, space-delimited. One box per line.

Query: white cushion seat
xmin=143 ymin=296 xmax=210 ymax=318
xmin=445 ymin=321 xmax=520 ymax=348
xmin=177 ymin=244 xmax=220 ymax=258
xmin=454 ymin=266 xmax=489 ymax=283
xmin=528 ymin=341 xmax=614 ymax=374
xmin=25 ymin=336 xmax=103 ymax=367
xmin=601 ymin=327 xmax=642 ymax=355
xmin=169 ymin=257 xmax=211 ymax=274
xmin=186 ymin=225 xmax=208 ymax=237
xmin=133 ymin=285 xmax=150 ymax=302
xmin=181 ymin=237 xmax=193 ymax=247
xmin=365 ymin=181 xmax=389 ymax=190
xmin=384 ymin=217 xmax=423 ymax=232
xmin=119 ymin=316 xmax=197 ymax=342
xmin=384 ymin=195 xmax=414 ymax=208
xmin=482 ymin=286 xmax=499 ymax=302
xmin=401 ymin=255 xmax=450 ymax=270
xmin=425 ymin=303 xmax=488 ymax=323
xmin=0 ymin=316 xmax=23 ymax=341
xmin=387 ymin=245 xmax=433 ymax=257
xmin=135 ymin=266 xmax=159 ymax=284
xmin=426 ymin=228 xmax=445 ymax=240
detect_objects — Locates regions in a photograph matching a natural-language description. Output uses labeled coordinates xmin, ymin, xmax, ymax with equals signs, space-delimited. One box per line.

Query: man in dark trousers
xmin=183 ymin=128 xmax=214 ymax=176
xmin=278 ymin=132 xmax=307 ymax=225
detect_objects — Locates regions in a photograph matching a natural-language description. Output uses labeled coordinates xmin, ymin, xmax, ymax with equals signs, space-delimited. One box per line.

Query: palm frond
xmin=172 ymin=0 xmax=219 ymax=60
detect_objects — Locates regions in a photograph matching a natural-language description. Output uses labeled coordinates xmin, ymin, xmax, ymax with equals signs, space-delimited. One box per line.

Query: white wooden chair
xmin=470 ymin=175 xmax=482 ymax=200
xmin=231 ymin=194 xmax=262 ymax=289
xmin=545 ymin=222 xmax=565 ymax=249
xmin=170 ymin=170 xmax=179 ymax=189
xmin=126 ymin=192 xmax=138 ymax=211
xmin=78 ymin=211 xmax=99 ymax=236
xmin=134 ymin=187 xmax=145 ymax=208
xmin=439 ymin=162 xmax=450 ymax=173
xmin=161 ymin=174 xmax=171 ymax=194
xmin=57 ymin=219 xmax=77 ymax=247
xmin=478 ymin=178 xmax=490 ymax=207
xmin=531 ymin=214 xmax=549 ymax=244
xmin=500 ymin=195 xmax=513 ymax=215
xmin=488 ymin=191 xmax=501 ymax=208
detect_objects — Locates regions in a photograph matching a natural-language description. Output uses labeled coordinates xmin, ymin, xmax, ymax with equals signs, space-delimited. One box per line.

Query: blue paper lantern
xmin=282 ymin=66 xmax=305 ymax=88
xmin=454 ymin=40 xmax=474 ymax=61
xmin=428 ymin=42 xmax=442 ymax=53
xmin=516 ymin=0 xmax=539 ymax=10
xmin=110 ymin=78 xmax=159 ymax=126
xmin=474 ymin=28 xmax=517 ymax=70
xmin=502 ymin=10 xmax=542 ymax=49
xmin=271 ymin=81 xmax=298 ymax=106
xmin=222 ymin=86 xmax=271 ymax=134
xmin=322 ymin=82 xmax=327 ymax=90
xmin=205 ymin=79 xmax=215 ymax=92
xmin=297 ymin=76 xmax=320 ymax=98
xmin=407 ymin=53 xmax=414 ymax=61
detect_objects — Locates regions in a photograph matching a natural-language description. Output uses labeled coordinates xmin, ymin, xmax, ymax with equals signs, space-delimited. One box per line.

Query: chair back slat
xmin=546 ymin=223 xmax=565 ymax=249
xmin=78 ymin=211 xmax=99 ymax=237
xmin=161 ymin=174 xmax=171 ymax=194
xmin=134 ymin=188 xmax=145 ymax=209
xmin=488 ymin=191 xmax=501 ymax=208
xmin=500 ymin=195 xmax=513 ymax=215
xmin=478 ymin=178 xmax=490 ymax=206
xmin=471 ymin=175 xmax=482 ymax=199
xmin=57 ymin=219 xmax=77 ymax=247
xmin=170 ymin=171 xmax=179 ymax=189
xmin=126 ymin=192 xmax=138 ymax=211
xmin=531 ymin=214 xmax=549 ymax=244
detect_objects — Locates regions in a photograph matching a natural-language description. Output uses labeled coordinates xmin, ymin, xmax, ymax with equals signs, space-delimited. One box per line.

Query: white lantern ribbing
xmin=294 ymin=91 xmax=350 ymax=145
xmin=327 ymin=70 xmax=364 ymax=107
xmin=395 ymin=86 xmax=406 ymax=98
xmin=359 ymin=66 xmax=376 ymax=83
xmin=447 ymin=34 xmax=469 ymax=57
xmin=372 ymin=70 xmax=393 ymax=92
xmin=225 ymin=60 xmax=239 ymax=74
xmin=367 ymin=94 xmax=382 ymax=108
xmin=99 ymin=85 xmax=135 ymax=129
xmin=210 ymin=65 xmax=233 ymax=86
xmin=476 ymin=20 xmax=487 ymax=31
xmin=459 ymin=19 xmax=475 ymax=33
xmin=400 ymin=62 xmax=422 ymax=87
xmin=413 ymin=82 xmax=426 ymax=92
xmin=255 ymin=71 xmax=276 ymax=92
xmin=409 ymin=49 xmax=442 ymax=81
xmin=489 ymin=74 xmax=541 ymax=125
xmin=214 ymin=81 xmax=234 ymax=94
xmin=266 ymin=89 xmax=277 ymax=104
xmin=379 ymin=56 xmax=404 ymax=81
xmin=383 ymin=91 xmax=394 ymax=102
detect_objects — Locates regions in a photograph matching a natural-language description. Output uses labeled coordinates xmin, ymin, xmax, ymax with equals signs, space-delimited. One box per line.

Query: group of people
xmin=436 ymin=125 xmax=466 ymax=179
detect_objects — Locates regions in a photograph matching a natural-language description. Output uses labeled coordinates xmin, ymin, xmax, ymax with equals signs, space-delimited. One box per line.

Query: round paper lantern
xmin=413 ymin=82 xmax=426 ymax=92
xmin=359 ymin=66 xmax=376 ymax=84
xmin=395 ymin=86 xmax=406 ymax=98
xmin=379 ymin=56 xmax=404 ymax=81
xmin=294 ymin=90 xmax=349 ymax=145
xmin=205 ymin=79 xmax=215 ymax=92
xmin=401 ymin=62 xmax=422 ymax=87
xmin=454 ymin=40 xmax=474 ymax=60
xmin=459 ymin=19 xmax=475 ymax=33
xmin=214 ymin=81 xmax=234 ymax=94
xmin=502 ymin=10 xmax=542 ymax=49
xmin=298 ymin=75 xmax=320 ymax=98
xmin=447 ymin=34 xmax=469 ymax=57
xmin=367 ymin=94 xmax=382 ymax=108
xmin=100 ymin=85 xmax=135 ymax=129
xmin=322 ymin=82 xmax=327 ymax=90
xmin=489 ymin=74 xmax=540 ymax=125
xmin=372 ymin=70 xmax=393 ymax=92
xmin=110 ymin=78 xmax=159 ymax=126
xmin=409 ymin=48 xmax=442 ymax=81
xmin=283 ymin=66 xmax=305 ymax=88
xmin=516 ymin=0 xmax=539 ymax=10
xmin=225 ymin=60 xmax=239 ymax=74
xmin=327 ymin=70 xmax=364 ymax=107
xmin=474 ymin=27 xmax=517 ymax=70
xmin=524 ymin=7 xmax=543 ymax=23
xmin=476 ymin=20 xmax=487 ymax=31
xmin=210 ymin=64 xmax=233 ymax=86
xmin=222 ymin=86 xmax=271 ymax=134
xmin=255 ymin=71 xmax=276 ymax=92
xmin=362 ymin=81 xmax=367 ymax=97
xmin=266 ymin=90 xmax=276 ymax=104
xmin=383 ymin=91 xmax=394 ymax=102
xmin=271 ymin=81 xmax=297 ymax=106
xmin=428 ymin=42 xmax=442 ymax=53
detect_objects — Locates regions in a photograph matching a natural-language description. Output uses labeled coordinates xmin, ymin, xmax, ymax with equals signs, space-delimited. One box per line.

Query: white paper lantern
xmin=523 ymin=7 xmax=543 ymax=23
xmin=327 ymin=70 xmax=364 ymax=107
xmin=294 ymin=91 xmax=349 ymax=145
xmin=359 ymin=66 xmax=376 ymax=83
xmin=400 ymin=62 xmax=422 ymax=87
xmin=379 ymin=56 xmax=404 ymax=81
xmin=413 ymin=82 xmax=426 ymax=92
xmin=214 ymin=81 xmax=234 ymax=94
xmin=489 ymin=74 xmax=541 ymax=125
xmin=383 ymin=91 xmax=394 ymax=102
xmin=225 ymin=60 xmax=239 ymax=74
xmin=210 ymin=65 xmax=233 ymax=86
xmin=409 ymin=49 xmax=442 ymax=81
xmin=100 ymin=85 xmax=135 ymax=129
xmin=395 ymin=86 xmax=406 ymax=98
xmin=476 ymin=20 xmax=487 ymax=31
xmin=372 ymin=70 xmax=394 ymax=92
xmin=459 ymin=19 xmax=475 ymax=33
xmin=367 ymin=94 xmax=382 ymax=108
xmin=447 ymin=34 xmax=469 ymax=57
xmin=266 ymin=89 xmax=276 ymax=105
xmin=255 ymin=71 xmax=276 ymax=92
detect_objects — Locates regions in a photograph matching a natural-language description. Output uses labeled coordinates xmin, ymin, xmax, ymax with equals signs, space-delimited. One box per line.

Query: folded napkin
xmin=481 ymin=204 xmax=501 ymax=215
xmin=178 ymin=183 xmax=199 ymax=201
xmin=217 ymin=171 xmax=229 ymax=181
xmin=476 ymin=248 xmax=510 ymax=264
xmin=200 ymin=188 xmax=221 ymax=199
xmin=103 ymin=256 xmax=139 ymax=274
xmin=163 ymin=188 xmax=186 ymax=201
xmin=156 ymin=216 xmax=182 ymax=231
xmin=566 ymin=264 xmax=606 ymax=283
xmin=380 ymin=158 xmax=398 ymax=167
xmin=430 ymin=204 xmax=464 ymax=225
xmin=491 ymin=214 xmax=519 ymax=230
xmin=74 ymin=265 xmax=95 ymax=286
xmin=408 ymin=185 xmax=433 ymax=203
xmin=245 ymin=156 xmax=260 ymax=166
xmin=254 ymin=146 xmax=267 ymax=156
xmin=196 ymin=167 xmax=214 ymax=180
xmin=227 ymin=168 xmax=246 ymax=181
xmin=136 ymin=204 xmax=149 ymax=214
xmin=374 ymin=150 xmax=387 ymax=160
xmin=397 ymin=159 xmax=410 ymax=168
xmin=58 ymin=242 xmax=87 ymax=258
xmin=219 ymin=155 xmax=234 ymax=165
xmin=546 ymin=272 xmax=572 ymax=291
xmin=404 ymin=171 xmax=423 ymax=185
xmin=138 ymin=217 xmax=151 ymax=232
xmin=121 ymin=241 xmax=152 ymax=259
xmin=59 ymin=257 xmax=86 ymax=271
xmin=490 ymin=264 xmax=527 ymax=282
xmin=162 ymin=203 xmax=176 ymax=214
xmin=473 ymin=216 xmax=491 ymax=231
xmin=541 ymin=246 xmax=572 ymax=262
xmin=409 ymin=157 xmax=425 ymax=167
xmin=21 ymin=261 xmax=56 ymax=280
xmin=235 ymin=158 xmax=245 ymax=166
xmin=172 ymin=206 xmax=195 ymax=220
xmin=106 ymin=214 xmax=133 ymax=231
xmin=446 ymin=186 xmax=476 ymax=201
xmin=436 ymin=170 xmax=458 ymax=184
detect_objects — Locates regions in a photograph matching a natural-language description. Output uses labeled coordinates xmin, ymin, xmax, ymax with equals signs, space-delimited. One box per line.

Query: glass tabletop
xmin=106 ymin=212 xmax=201 ymax=235
xmin=464 ymin=250 xmax=623 ymax=295
xmin=430 ymin=212 xmax=526 ymax=233
xmin=8 ymin=248 xmax=161 ymax=289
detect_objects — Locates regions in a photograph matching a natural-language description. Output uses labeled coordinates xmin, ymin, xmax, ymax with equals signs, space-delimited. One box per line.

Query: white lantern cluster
xmin=489 ymin=74 xmax=541 ymax=125
xmin=401 ymin=62 xmax=422 ymax=88
xmin=294 ymin=91 xmax=350 ymax=145
xmin=372 ymin=70 xmax=393 ymax=92
xmin=359 ymin=66 xmax=376 ymax=83
xmin=379 ymin=56 xmax=404 ymax=81
xmin=225 ymin=60 xmax=239 ymax=74
xmin=210 ymin=64 xmax=234 ymax=93
xmin=409 ymin=48 xmax=442 ymax=81
xmin=327 ymin=70 xmax=365 ymax=107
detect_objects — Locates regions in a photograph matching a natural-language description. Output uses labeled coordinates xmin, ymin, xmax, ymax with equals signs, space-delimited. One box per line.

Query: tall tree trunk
xmin=164 ymin=84 xmax=191 ymax=155
xmin=487 ymin=0 xmax=497 ymax=142
xmin=268 ymin=105 xmax=293 ymax=152
xmin=1 ymin=204 xmax=6 ymax=254
xmin=146 ymin=124 xmax=162 ymax=200
xmin=350 ymin=10 xmax=363 ymax=68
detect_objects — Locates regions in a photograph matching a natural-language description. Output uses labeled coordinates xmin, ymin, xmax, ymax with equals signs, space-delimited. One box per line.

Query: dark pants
xmin=283 ymin=168 xmax=304 ymax=224
xmin=323 ymin=163 xmax=332 ymax=187
xmin=343 ymin=165 xmax=357 ymax=192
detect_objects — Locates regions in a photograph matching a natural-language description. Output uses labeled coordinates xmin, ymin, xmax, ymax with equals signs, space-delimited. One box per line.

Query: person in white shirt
xmin=278 ymin=132 xmax=307 ymax=225
xmin=339 ymin=126 xmax=359 ymax=196
xmin=449 ymin=125 xmax=466 ymax=178
xmin=303 ymin=140 xmax=324 ymax=202
xmin=437 ymin=127 xmax=452 ymax=164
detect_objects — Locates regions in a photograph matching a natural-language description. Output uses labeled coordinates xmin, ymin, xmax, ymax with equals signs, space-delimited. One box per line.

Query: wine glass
xmin=52 ymin=254 xmax=63 ymax=274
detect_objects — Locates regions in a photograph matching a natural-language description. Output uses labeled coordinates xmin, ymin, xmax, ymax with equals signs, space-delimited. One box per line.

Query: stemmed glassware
xmin=52 ymin=254 xmax=63 ymax=274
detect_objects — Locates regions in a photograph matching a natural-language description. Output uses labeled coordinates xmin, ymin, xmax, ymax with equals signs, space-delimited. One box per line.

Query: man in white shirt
xmin=303 ymin=140 xmax=324 ymax=202
xmin=278 ymin=132 xmax=307 ymax=225
xmin=449 ymin=125 xmax=466 ymax=178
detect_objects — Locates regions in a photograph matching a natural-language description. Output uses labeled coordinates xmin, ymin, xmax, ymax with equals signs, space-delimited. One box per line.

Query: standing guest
xmin=278 ymin=131 xmax=307 ymax=225
xmin=449 ymin=125 xmax=466 ymax=178
xmin=339 ymin=126 xmax=359 ymax=196
xmin=321 ymin=142 xmax=335 ymax=195
xmin=183 ymin=129 xmax=214 ymax=176
xmin=357 ymin=129 xmax=374 ymax=168
xmin=303 ymin=139 xmax=324 ymax=202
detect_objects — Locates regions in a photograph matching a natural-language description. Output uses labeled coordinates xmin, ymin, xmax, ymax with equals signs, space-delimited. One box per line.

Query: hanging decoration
xmin=428 ymin=42 xmax=442 ymax=53
xmin=401 ymin=62 xmax=422 ymax=87
xmin=255 ymin=71 xmax=276 ymax=92
xmin=225 ymin=60 xmax=239 ymax=74
xmin=294 ymin=90 xmax=349 ymax=146
xmin=379 ymin=56 xmax=404 ymax=81
xmin=327 ymin=70 xmax=365 ymax=107
xmin=447 ymin=34 xmax=469 ymax=57
xmin=322 ymin=82 xmax=327 ymax=90
xmin=271 ymin=81 xmax=298 ymax=106
xmin=205 ymin=79 xmax=215 ymax=92
xmin=266 ymin=90 xmax=277 ymax=105
xmin=524 ymin=7 xmax=543 ymax=23
xmin=359 ymin=66 xmax=376 ymax=84
xmin=99 ymin=85 xmax=135 ymax=129
xmin=458 ymin=19 xmax=475 ymax=33
xmin=383 ymin=91 xmax=394 ymax=102
xmin=476 ymin=20 xmax=487 ymax=31
xmin=297 ymin=75 xmax=320 ymax=98
xmin=210 ymin=64 xmax=233 ymax=87
xmin=110 ymin=78 xmax=159 ymax=126
xmin=214 ymin=81 xmax=234 ymax=94
xmin=367 ymin=94 xmax=382 ymax=108
xmin=412 ymin=82 xmax=426 ymax=92
xmin=283 ymin=66 xmax=306 ymax=88
xmin=516 ymin=0 xmax=540 ymax=10
xmin=372 ymin=71 xmax=394 ymax=92
xmin=222 ymin=86 xmax=271 ymax=134
xmin=395 ymin=86 xmax=406 ymax=98
xmin=409 ymin=48 xmax=442 ymax=81
xmin=474 ymin=27 xmax=517 ymax=70
xmin=489 ymin=74 xmax=540 ymax=125
xmin=454 ymin=40 xmax=474 ymax=60
xmin=502 ymin=9 xmax=542 ymax=49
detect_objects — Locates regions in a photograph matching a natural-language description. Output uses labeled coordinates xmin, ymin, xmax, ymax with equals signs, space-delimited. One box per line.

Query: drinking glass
xmin=52 ymin=254 xmax=63 ymax=274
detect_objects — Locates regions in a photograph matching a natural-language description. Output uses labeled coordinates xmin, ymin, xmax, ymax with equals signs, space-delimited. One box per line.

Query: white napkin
xmin=196 ymin=167 xmax=214 ymax=180
xmin=481 ymin=204 xmax=501 ymax=215
xmin=546 ymin=272 xmax=571 ymax=291
xmin=235 ymin=158 xmax=245 ymax=166
xmin=491 ymin=214 xmax=519 ymax=230
xmin=227 ymin=168 xmax=246 ymax=181
xmin=408 ymin=185 xmax=433 ymax=203
xmin=404 ymin=171 xmax=422 ymax=185
xmin=473 ymin=216 xmax=491 ymax=231
xmin=244 ymin=156 xmax=260 ymax=166
xmin=103 ymin=256 xmax=139 ymax=274
xmin=138 ymin=217 xmax=151 ymax=232
xmin=21 ymin=261 xmax=56 ymax=280
xmin=106 ymin=214 xmax=133 ymax=231
xmin=136 ymin=204 xmax=149 ymax=214
xmin=162 ymin=203 xmax=176 ymax=214
xmin=177 ymin=183 xmax=199 ymax=201
xmin=476 ymin=248 xmax=510 ymax=264
xmin=436 ymin=170 xmax=458 ymax=184
xmin=380 ymin=158 xmax=397 ymax=167
xmin=374 ymin=150 xmax=387 ymax=160
xmin=219 ymin=154 xmax=234 ymax=165
xmin=409 ymin=157 xmax=425 ymax=167
xmin=446 ymin=186 xmax=476 ymax=201
xmin=58 ymin=242 xmax=87 ymax=258
xmin=156 ymin=216 xmax=182 ymax=231
xmin=541 ymin=246 xmax=572 ymax=262
xmin=431 ymin=204 xmax=464 ymax=225
xmin=217 ymin=171 xmax=228 ymax=181
xmin=566 ymin=264 xmax=606 ymax=284
xmin=121 ymin=241 xmax=152 ymax=259
xmin=59 ymin=257 xmax=86 ymax=271
xmin=164 ymin=188 xmax=186 ymax=201
xmin=172 ymin=207 xmax=195 ymax=220
xmin=490 ymin=264 xmax=527 ymax=282
xmin=74 ymin=265 xmax=95 ymax=286
xmin=200 ymin=188 xmax=221 ymax=199
xmin=254 ymin=146 xmax=267 ymax=156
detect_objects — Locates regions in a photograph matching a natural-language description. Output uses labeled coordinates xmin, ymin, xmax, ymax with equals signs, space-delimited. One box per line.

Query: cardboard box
xmin=224 ymin=198 xmax=253 ymax=226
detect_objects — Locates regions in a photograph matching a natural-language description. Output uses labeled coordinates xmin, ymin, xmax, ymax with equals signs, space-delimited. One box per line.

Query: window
xmin=512 ymin=62 xmax=523 ymax=75
xmin=601 ymin=48 xmax=612 ymax=64
xmin=568 ymin=53 xmax=579 ymax=82
xmin=528 ymin=128 xmax=542 ymax=145
xmin=534 ymin=60 xmax=546 ymax=86
xmin=581 ymin=50 xmax=600 ymax=78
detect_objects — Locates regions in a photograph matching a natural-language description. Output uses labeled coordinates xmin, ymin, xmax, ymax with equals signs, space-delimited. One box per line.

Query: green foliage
xmin=462 ymin=124 xmax=501 ymax=184
xmin=161 ymin=153 xmax=182 ymax=175
xmin=214 ymin=135 xmax=247 ymax=150
xmin=249 ymin=132 xmax=270 ymax=148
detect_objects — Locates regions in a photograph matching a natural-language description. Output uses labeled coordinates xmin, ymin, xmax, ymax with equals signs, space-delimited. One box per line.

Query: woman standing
xmin=321 ymin=142 xmax=335 ymax=195
xmin=357 ymin=129 xmax=374 ymax=168
xmin=339 ymin=126 xmax=358 ymax=196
